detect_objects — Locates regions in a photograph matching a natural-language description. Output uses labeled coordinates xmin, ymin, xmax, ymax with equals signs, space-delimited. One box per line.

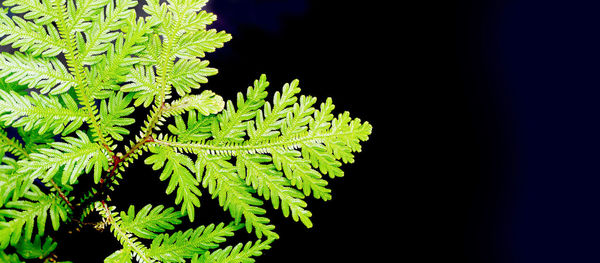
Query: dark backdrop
xmin=8 ymin=0 xmax=600 ymax=262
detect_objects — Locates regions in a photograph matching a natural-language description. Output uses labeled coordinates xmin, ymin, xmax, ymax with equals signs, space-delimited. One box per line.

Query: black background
xmin=11 ymin=0 xmax=600 ymax=262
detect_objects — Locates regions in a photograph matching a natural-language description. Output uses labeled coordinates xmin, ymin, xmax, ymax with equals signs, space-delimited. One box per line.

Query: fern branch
xmin=51 ymin=0 xmax=112 ymax=152
xmin=0 ymin=90 xmax=88 ymax=135
xmin=3 ymin=0 xmax=58 ymax=25
xmin=0 ymin=128 xmax=29 ymax=160
xmin=147 ymin=222 xmax=241 ymax=262
xmin=162 ymin=90 xmax=224 ymax=117
xmin=0 ymin=128 xmax=73 ymax=210
xmin=192 ymin=239 xmax=273 ymax=263
xmin=0 ymin=186 xmax=69 ymax=249
xmin=0 ymin=11 xmax=65 ymax=57
xmin=153 ymin=130 xmax=363 ymax=156
xmin=144 ymin=145 xmax=202 ymax=221
xmin=97 ymin=201 xmax=155 ymax=263
xmin=0 ymin=52 xmax=76 ymax=95
xmin=196 ymin=153 xmax=278 ymax=239
xmin=119 ymin=204 xmax=182 ymax=239
xmin=17 ymin=130 xmax=109 ymax=184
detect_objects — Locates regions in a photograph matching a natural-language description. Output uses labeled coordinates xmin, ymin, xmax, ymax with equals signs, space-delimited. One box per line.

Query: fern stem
xmin=153 ymin=131 xmax=355 ymax=156
xmin=48 ymin=179 xmax=74 ymax=210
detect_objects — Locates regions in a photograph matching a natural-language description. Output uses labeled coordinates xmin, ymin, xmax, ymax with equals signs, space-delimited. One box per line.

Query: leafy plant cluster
xmin=0 ymin=0 xmax=372 ymax=262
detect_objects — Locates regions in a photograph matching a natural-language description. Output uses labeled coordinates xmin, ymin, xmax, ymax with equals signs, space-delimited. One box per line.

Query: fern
xmin=0 ymin=0 xmax=372 ymax=261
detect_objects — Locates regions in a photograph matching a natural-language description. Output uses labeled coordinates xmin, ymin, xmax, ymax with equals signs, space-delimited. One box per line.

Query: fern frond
xmin=195 ymin=153 xmax=278 ymax=239
xmin=192 ymin=239 xmax=273 ymax=263
xmin=144 ymin=145 xmax=202 ymax=221
xmin=159 ymin=76 xmax=371 ymax=229
xmin=0 ymin=128 xmax=29 ymax=159
xmin=167 ymin=110 xmax=214 ymax=143
xmin=105 ymin=248 xmax=133 ymax=263
xmin=0 ymin=251 xmax=22 ymax=263
xmin=147 ymin=222 xmax=241 ymax=262
xmin=51 ymin=0 xmax=113 ymax=149
xmin=162 ymin=90 xmax=224 ymax=118
xmin=119 ymin=204 xmax=182 ymax=239
xmin=100 ymin=92 xmax=135 ymax=141
xmin=212 ymin=75 xmax=269 ymax=143
xmin=15 ymin=235 xmax=57 ymax=260
xmin=0 ymin=185 xmax=69 ymax=249
xmin=236 ymin=154 xmax=312 ymax=228
xmin=0 ymin=90 xmax=87 ymax=135
xmin=96 ymin=202 xmax=154 ymax=263
xmin=89 ymin=16 xmax=151 ymax=99
xmin=247 ymin=79 xmax=300 ymax=143
xmin=3 ymin=0 xmax=58 ymax=25
xmin=17 ymin=130 xmax=109 ymax=184
xmin=17 ymin=128 xmax=54 ymax=154
xmin=122 ymin=65 xmax=160 ymax=107
xmin=170 ymin=58 xmax=217 ymax=96
xmin=270 ymin=148 xmax=331 ymax=200
xmin=0 ymin=11 xmax=65 ymax=57
xmin=0 ymin=52 xmax=75 ymax=95
xmin=0 ymin=157 xmax=32 ymax=206
xmin=173 ymin=29 xmax=231 ymax=59
xmin=79 ymin=0 xmax=137 ymax=66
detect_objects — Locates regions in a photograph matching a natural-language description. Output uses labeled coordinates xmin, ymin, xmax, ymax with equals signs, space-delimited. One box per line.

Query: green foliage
xmin=0 ymin=0 xmax=372 ymax=262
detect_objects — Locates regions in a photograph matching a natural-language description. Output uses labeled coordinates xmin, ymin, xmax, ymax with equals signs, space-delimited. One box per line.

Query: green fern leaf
xmin=167 ymin=111 xmax=214 ymax=143
xmin=271 ymin=148 xmax=331 ymax=201
xmin=121 ymin=65 xmax=160 ymax=107
xmin=147 ymin=222 xmax=241 ymax=262
xmin=0 ymin=10 xmax=65 ymax=57
xmin=96 ymin=202 xmax=154 ymax=263
xmin=15 ymin=235 xmax=57 ymax=260
xmin=192 ymin=239 xmax=273 ymax=263
xmin=0 ymin=186 xmax=69 ymax=249
xmin=236 ymin=154 xmax=312 ymax=228
xmin=170 ymin=58 xmax=217 ymax=96
xmin=2 ymin=0 xmax=58 ymax=25
xmin=79 ymin=0 xmax=137 ymax=66
xmin=174 ymin=29 xmax=231 ymax=59
xmin=99 ymin=92 xmax=135 ymax=141
xmin=0 ymin=52 xmax=76 ymax=95
xmin=0 ymin=156 xmax=32 ymax=206
xmin=0 ymin=128 xmax=29 ymax=159
xmin=163 ymin=90 xmax=224 ymax=118
xmin=213 ymin=74 xmax=269 ymax=143
xmin=105 ymin=248 xmax=133 ymax=263
xmin=119 ymin=204 xmax=182 ymax=239
xmin=195 ymin=153 xmax=278 ymax=239
xmin=0 ymin=251 xmax=23 ymax=263
xmin=0 ymin=89 xmax=87 ymax=135
xmin=17 ymin=130 xmax=109 ymax=184
xmin=144 ymin=146 xmax=202 ymax=221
